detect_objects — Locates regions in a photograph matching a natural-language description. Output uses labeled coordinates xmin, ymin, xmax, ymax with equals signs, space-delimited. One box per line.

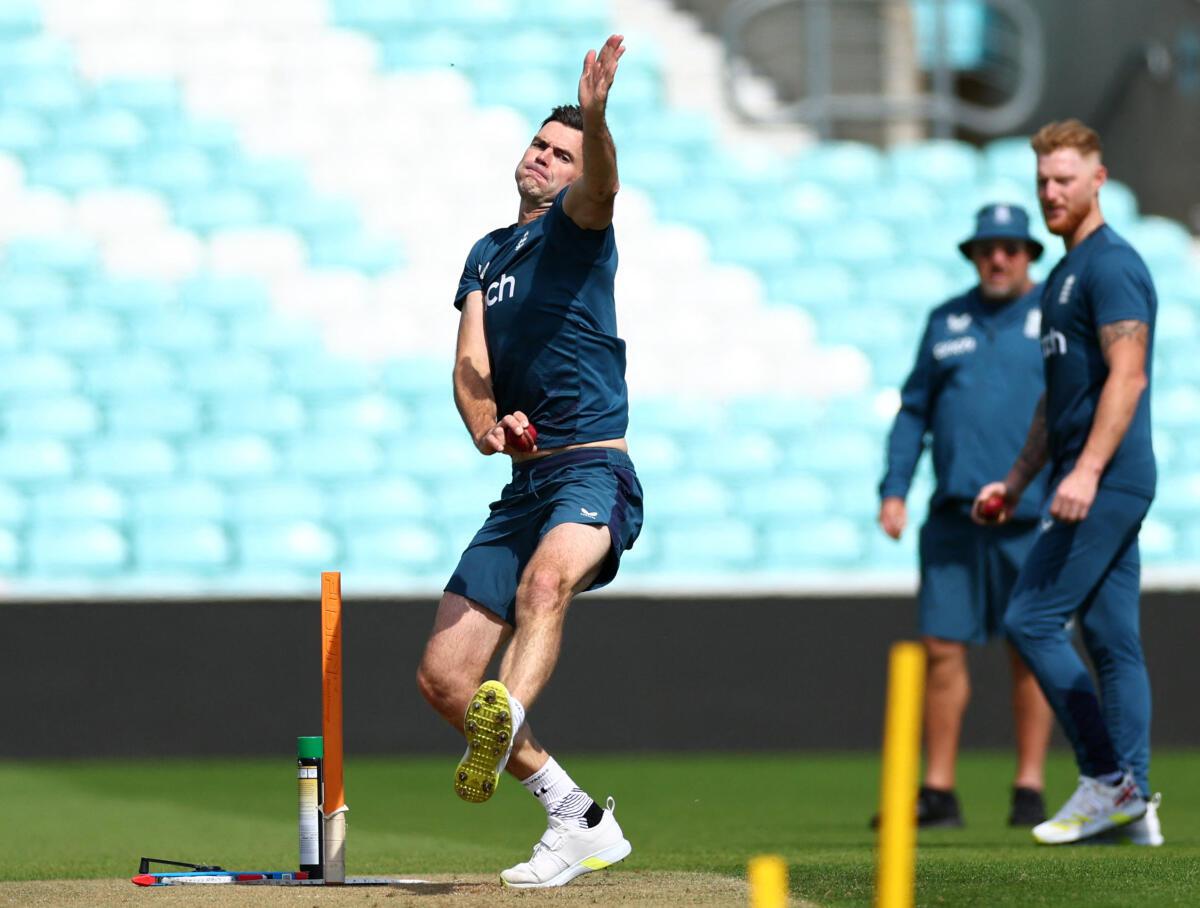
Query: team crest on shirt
xmin=947 ymin=313 xmax=972 ymax=333
xmin=1024 ymin=308 xmax=1041 ymax=338
xmin=515 ymin=230 xmax=530 ymax=251
xmin=1057 ymin=274 xmax=1076 ymax=304
xmin=478 ymin=260 xmax=491 ymax=280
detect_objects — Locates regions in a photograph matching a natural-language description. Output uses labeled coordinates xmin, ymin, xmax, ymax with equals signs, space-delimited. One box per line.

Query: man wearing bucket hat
xmin=874 ymin=203 xmax=1055 ymax=828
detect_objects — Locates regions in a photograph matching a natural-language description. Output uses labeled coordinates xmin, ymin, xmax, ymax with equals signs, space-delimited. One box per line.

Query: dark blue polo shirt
xmin=881 ymin=285 xmax=1048 ymax=519
xmin=454 ymin=188 xmax=628 ymax=448
xmin=1038 ymin=224 xmax=1156 ymax=498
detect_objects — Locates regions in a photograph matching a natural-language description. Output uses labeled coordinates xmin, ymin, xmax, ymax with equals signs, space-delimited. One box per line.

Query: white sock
xmin=508 ymin=694 xmax=526 ymax=738
xmin=521 ymin=756 xmax=584 ymax=815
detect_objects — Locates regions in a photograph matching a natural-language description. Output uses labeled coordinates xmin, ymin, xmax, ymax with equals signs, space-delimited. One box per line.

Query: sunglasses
xmin=972 ymin=240 xmax=1025 ymax=257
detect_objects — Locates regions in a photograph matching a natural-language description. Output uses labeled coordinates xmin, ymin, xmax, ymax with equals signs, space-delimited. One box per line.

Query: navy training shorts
xmin=918 ymin=505 xmax=1039 ymax=645
xmin=445 ymin=447 xmax=644 ymax=626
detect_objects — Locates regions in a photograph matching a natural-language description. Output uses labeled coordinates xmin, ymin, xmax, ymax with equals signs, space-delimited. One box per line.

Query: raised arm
xmin=1048 ymin=319 xmax=1149 ymax=521
xmin=563 ymin=34 xmax=624 ymax=230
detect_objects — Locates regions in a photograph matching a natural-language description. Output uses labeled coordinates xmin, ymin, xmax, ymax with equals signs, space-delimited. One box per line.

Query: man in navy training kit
xmin=877 ymin=203 xmax=1054 ymax=829
xmin=416 ymin=35 xmax=644 ymax=887
xmin=974 ymin=118 xmax=1161 ymax=846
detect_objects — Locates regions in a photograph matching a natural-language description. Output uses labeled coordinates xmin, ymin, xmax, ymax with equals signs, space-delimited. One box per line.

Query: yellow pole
xmin=748 ymin=854 xmax=787 ymax=908
xmin=875 ymin=641 xmax=926 ymax=908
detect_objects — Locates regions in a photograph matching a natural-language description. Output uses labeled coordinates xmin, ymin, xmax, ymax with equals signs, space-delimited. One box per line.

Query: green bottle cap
xmin=297 ymin=736 xmax=324 ymax=759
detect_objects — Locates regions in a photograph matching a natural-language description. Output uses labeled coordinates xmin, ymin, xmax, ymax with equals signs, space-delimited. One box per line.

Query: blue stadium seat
xmin=80 ymin=276 xmax=176 ymax=312
xmin=685 ymin=430 xmax=782 ymax=478
xmin=31 ymin=480 xmax=125 ymax=522
xmin=709 ymin=221 xmax=805 ymax=269
xmin=234 ymin=519 xmax=340 ymax=571
xmin=629 ymin=397 xmax=727 ymax=434
xmin=182 ymin=351 xmax=276 ymax=393
xmin=226 ymin=479 xmax=324 ymax=523
xmin=787 ymin=429 xmax=881 ymax=475
xmin=83 ymin=350 xmax=177 ymax=394
xmin=27 ymin=522 xmax=128 ymax=575
xmin=792 ymin=141 xmax=885 ymax=188
xmin=83 ymin=435 xmax=177 ymax=480
xmin=228 ymin=311 xmax=322 ymax=353
xmin=0 ymin=108 xmax=50 ymax=153
xmin=123 ymin=147 xmax=217 ymax=193
xmin=343 ymin=522 xmax=444 ymax=572
xmin=131 ymin=479 xmax=226 ymax=522
xmin=279 ymin=352 xmax=376 ymax=396
xmin=808 ymin=219 xmax=898 ymax=266
xmin=761 ymin=516 xmax=866 ymax=567
xmin=27 ymin=149 xmax=117 ymax=192
xmin=0 ymin=482 xmax=27 ymax=525
xmin=174 ymin=187 xmax=266 ymax=232
xmin=776 ymin=180 xmax=845 ymax=229
xmin=624 ymin=431 xmax=683 ymax=478
xmin=382 ymin=357 xmax=454 ymax=398
xmin=92 ymin=78 xmax=181 ymax=120
xmin=737 ymin=475 xmax=834 ymax=520
xmin=106 ymin=392 xmax=202 ymax=436
xmin=56 ymin=109 xmax=148 ymax=153
xmin=654 ymin=183 xmax=747 ymax=235
xmin=651 ymin=474 xmax=733 ymax=520
xmin=223 ymin=155 xmax=310 ymax=198
xmin=1100 ymin=180 xmax=1139 ymax=230
xmin=983 ymin=136 xmax=1034 ymax=183
xmin=389 ymin=434 xmax=494 ymax=481
xmin=271 ymin=192 xmax=361 ymax=235
xmin=2 ymin=72 xmax=86 ymax=115
xmin=4 ymin=394 xmax=99 ymax=437
xmin=2 ymin=234 xmax=97 ymax=275
xmin=435 ymin=473 xmax=510 ymax=526
xmin=0 ymin=272 xmax=71 ymax=311
xmin=310 ymin=393 xmax=410 ymax=435
xmin=890 ymin=140 xmax=980 ymax=190
xmin=1124 ymin=216 xmax=1193 ymax=269
xmin=0 ymin=526 xmax=17 ymax=572
xmin=0 ymin=351 xmax=77 ymax=394
xmin=0 ymin=34 xmax=70 ymax=75
xmin=209 ymin=392 xmax=306 ymax=435
xmin=728 ymin=394 xmax=824 ymax=434
xmin=332 ymin=477 xmax=430 ymax=522
xmin=180 ymin=274 xmax=270 ymax=313
xmin=910 ymin=0 xmax=988 ymax=69
xmin=863 ymin=179 xmax=943 ymax=225
xmin=132 ymin=310 xmax=223 ymax=353
xmin=862 ymin=261 xmax=958 ymax=309
xmin=0 ymin=438 xmax=73 ymax=482
xmin=657 ymin=519 xmax=758 ymax=572
xmin=765 ymin=261 xmax=856 ymax=311
xmin=619 ymin=146 xmax=691 ymax=191
xmin=151 ymin=115 xmax=240 ymax=155
xmin=29 ymin=310 xmax=124 ymax=354
xmin=0 ymin=311 xmax=18 ymax=350
xmin=183 ymin=434 xmax=277 ymax=480
xmin=0 ymin=1 xmax=42 ymax=35
xmin=282 ymin=434 xmax=383 ymax=480
xmin=132 ymin=519 xmax=231 ymax=572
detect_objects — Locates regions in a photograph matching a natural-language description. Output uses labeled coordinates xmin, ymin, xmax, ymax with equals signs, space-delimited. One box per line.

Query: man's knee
xmin=922 ymin=636 xmax=967 ymax=667
xmin=516 ymin=563 xmax=571 ymax=616
xmin=416 ymin=654 xmax=469 ymax=723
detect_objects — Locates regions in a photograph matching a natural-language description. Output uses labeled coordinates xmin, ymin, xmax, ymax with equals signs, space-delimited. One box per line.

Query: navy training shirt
xmin=880 ymin=285 xmax=1048 ymax=519
xmin=454 ymin=188 xmax=628 ymax=448
xmin=1039 ymin=224 xmax=1156 ymax=498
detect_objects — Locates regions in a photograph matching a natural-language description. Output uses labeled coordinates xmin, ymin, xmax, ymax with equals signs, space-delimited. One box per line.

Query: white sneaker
xmin=500 ymin=797 xmax=632 ymax=889
xmin=1088 ymin=792 xmax=1164 ymax=846
xmin=1033 ymin=773 xmax=1147 ymax=845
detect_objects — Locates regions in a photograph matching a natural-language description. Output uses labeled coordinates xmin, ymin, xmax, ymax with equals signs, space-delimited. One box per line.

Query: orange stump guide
xmin=320 ymin=571 xmax=347 ymax=883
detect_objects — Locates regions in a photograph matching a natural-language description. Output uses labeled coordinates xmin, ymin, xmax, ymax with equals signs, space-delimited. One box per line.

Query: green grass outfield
xmin=3 ymin=750 xmax=1198 ymax=906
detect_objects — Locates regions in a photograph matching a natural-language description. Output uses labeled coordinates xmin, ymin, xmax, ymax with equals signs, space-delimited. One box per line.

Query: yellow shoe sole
xmin=454 ymin=680 xmax=514 ymax=804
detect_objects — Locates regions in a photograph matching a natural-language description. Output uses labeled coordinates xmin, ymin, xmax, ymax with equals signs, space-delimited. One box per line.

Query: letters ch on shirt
xmin=486 ymin=272 xmax=517 ymax=307
xmin=1041 ymin=328 xmax=1067 ymax=358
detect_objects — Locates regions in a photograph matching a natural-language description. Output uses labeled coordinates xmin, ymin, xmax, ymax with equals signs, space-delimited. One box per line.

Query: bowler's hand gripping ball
xmin=504 ymin=423 xmax=537 ymax=452
xmin=979 ymin=492 xmax=1006 ymax=520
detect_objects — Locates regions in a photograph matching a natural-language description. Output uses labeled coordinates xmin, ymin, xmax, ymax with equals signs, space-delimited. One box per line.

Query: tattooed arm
xmin=1050 ymin=319 xmax=1150 ymax=522
xmin=1004 ymin=395 xmax=1050 ymax=498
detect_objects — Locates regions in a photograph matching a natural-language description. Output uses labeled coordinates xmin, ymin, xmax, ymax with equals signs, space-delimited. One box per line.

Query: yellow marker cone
xmin=874 ymin=641 xmax=926 ymax=908
xmin=748 ymin=854 xmax=787 ymax=908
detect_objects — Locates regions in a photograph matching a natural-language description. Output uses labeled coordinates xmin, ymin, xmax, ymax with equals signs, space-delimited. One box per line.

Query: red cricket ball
xmin=979 ymin=492 xmax=1006 ymax=519
xmin=504 ymin=423 xmax=537 ymax=452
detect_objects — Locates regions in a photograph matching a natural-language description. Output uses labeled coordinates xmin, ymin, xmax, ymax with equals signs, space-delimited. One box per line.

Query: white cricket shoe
xmin=1033 ymin=772 xmax=1147 ymax=845
xmin=1088 ymin=792 xmax=1164 ymax=846
xmin=500 ymin=797 xmax=632 ymax=889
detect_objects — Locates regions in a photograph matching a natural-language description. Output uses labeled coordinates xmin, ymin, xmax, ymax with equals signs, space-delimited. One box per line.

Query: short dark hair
xmin=542 ymin=105 xmax=583 ymax=130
